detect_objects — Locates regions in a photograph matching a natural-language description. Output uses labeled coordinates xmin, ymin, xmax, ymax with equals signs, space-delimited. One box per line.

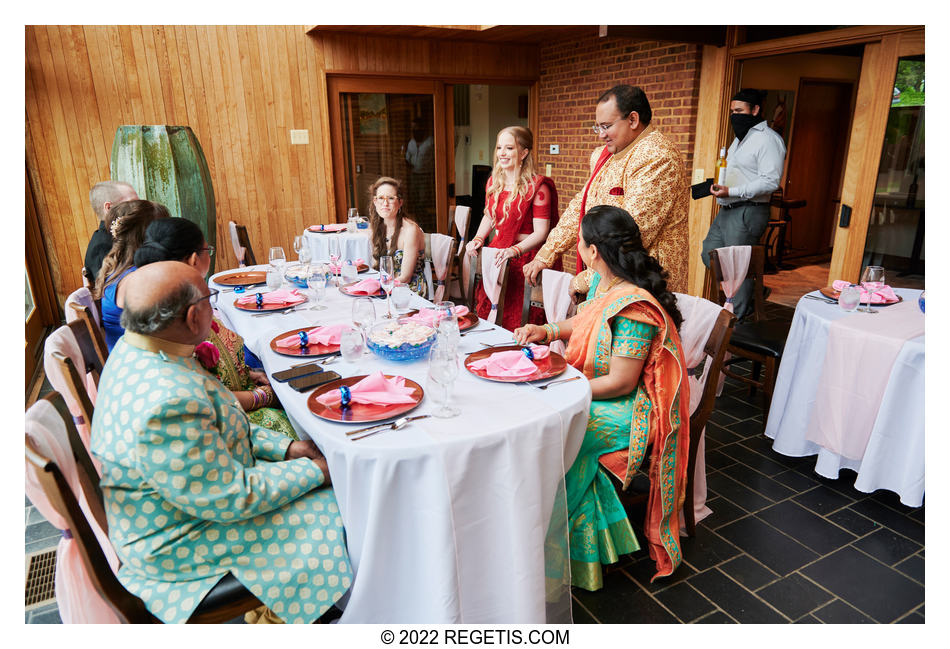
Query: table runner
xmin=805 ymin=299 xmax=925 ymax=460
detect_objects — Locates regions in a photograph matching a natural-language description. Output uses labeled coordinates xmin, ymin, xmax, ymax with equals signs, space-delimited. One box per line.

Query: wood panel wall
xmin=26 ymin=25 xmax=333 ymax=305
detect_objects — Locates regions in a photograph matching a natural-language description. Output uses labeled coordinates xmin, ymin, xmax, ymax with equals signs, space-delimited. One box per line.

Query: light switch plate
xmin=290 ymin=129 xmax=309 ymax=145
xmin=692 ymin=168 xmax=705 ymax=183
xmin=549 ymin=145 xmax=560 ymax=155
xmin=545 ymin=163 xmax=552 ymax=176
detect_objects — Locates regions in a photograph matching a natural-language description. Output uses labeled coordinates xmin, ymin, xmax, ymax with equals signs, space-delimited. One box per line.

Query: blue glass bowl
xmin=284 ymin=263 xmax=310 ymax=289
xmin=918 ymin=291 xmax=925 ymax=314
xmin=366 ymin=319 xmax=437 ymax=362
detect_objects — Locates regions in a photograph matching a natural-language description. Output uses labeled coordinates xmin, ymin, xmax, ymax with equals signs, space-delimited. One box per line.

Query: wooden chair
xmin=450 ymin=206 xmax=472 ymax=303
xmin=65 ymin=288 xmax=108 ymax=376
xmin=764 ymin=195 xmax=807 ymax=272
xmin=598 ymin=305 xmax=736 ymax=538
xmin=466 ymin=249 xmax=511 ymax=324
xmin=708 ymin=245 xmax=792 ymax=424
xmin=422 ymin=232 xmax=457 ymax=303
xmin=228 ymin=221 xmax=257 ymax=267
xmin=25 ymin=392 xmax=263 ymax=623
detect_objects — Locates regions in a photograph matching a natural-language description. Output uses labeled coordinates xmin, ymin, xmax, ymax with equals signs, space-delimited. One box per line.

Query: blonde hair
xmin=486 ymin=126 xmax=538 ymax=227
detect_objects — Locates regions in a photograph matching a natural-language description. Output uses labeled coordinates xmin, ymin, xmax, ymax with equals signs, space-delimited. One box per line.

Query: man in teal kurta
xmin=91 ymin=261 xmax=351 ymax=624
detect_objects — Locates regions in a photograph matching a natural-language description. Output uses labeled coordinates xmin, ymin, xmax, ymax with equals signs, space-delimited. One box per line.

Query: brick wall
xmin=535 ymin=36 xmax=704 ymax=272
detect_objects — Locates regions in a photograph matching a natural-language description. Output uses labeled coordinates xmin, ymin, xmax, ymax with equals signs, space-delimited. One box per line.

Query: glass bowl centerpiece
xmin=366 ymin=318 xmax=437 ymax=362
xmin=284 ymin=263 xmax=311 ymax=289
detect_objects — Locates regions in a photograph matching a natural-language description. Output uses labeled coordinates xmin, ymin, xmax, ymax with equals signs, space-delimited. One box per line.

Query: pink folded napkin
xmin=330 ymin=258 xmax=365 ymax=274
xmin=344 ymin=278 xmax=382 ymax=295
xmin=831 ymin=280 xmax=898 ymax=304
xmin=404 ymin=306 xmax=470 ymax=327
xmin=236 ymin=289 xmax=305 ymax=306
xmin=310 ymin=223 xmax=348 ymax=232
xmin=467 ymin=345 xmax=550 ymax=378
xmin=316 ymin=371 xmax=418 ymax=407
xmin=275 ymin=324 xmax=348 ymax=348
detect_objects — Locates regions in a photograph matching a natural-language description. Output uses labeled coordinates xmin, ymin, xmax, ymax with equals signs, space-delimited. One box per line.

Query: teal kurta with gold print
xmin=91 ymin=332 xmax=351 ymax=624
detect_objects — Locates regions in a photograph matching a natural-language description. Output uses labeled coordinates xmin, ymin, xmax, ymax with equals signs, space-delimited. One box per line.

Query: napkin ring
xmin=522 ymin=346 xmax=534 ymax=360
xmin=234 ymin=286 xmax=245 ymax=293
xmin=298 ymin=331 xmax=309 ymax=348
xmin=256 ymin=293 xmax=264 ymax=308
xmin=339 ymin=385 xmax=352 ymax=409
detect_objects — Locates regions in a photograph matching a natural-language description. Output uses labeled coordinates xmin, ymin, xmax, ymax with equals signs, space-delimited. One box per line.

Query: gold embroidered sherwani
xmin=535 ymin=126 xmax=689 ymax=293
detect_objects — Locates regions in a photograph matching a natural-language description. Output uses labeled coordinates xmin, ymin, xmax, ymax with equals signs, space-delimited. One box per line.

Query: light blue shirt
xmin=719 ymin=120 xmax=787 ymax=205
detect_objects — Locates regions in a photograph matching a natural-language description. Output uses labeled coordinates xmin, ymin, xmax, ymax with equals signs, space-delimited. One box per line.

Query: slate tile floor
xmin=26 ymin=303 xmax=925 ymax=623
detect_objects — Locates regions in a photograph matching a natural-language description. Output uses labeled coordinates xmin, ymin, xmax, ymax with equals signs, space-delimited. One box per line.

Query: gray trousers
xmin=701 ymin=203 xmax=771 ymax=319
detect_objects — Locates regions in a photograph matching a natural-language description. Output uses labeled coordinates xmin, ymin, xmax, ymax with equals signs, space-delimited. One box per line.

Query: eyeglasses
xmin=591 ymin=113 xmax=631 ymax=135
xmin=183 ymin=288 xmax=219 ymax=314
xmin=374 ymin=196 xmax=399 ymax=204
xmin=201 ymin=245 xmax=215 ymax=257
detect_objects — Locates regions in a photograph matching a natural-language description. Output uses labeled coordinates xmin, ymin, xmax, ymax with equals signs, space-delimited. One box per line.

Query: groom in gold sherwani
xmin=524 ymin=85 xmax=689 ymax=293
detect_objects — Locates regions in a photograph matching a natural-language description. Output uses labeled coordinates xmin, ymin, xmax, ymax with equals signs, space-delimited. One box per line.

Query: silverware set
xmin=346 ymin=414 xmax=431 ymax=441
xmin=803 ymin=294 xmax=838 ymax=305
xmin=526 ymin=376 xmax=583 ymax=390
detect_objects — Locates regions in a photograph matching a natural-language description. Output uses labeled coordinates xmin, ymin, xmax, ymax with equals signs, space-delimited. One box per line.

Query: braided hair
xmin=134 ymin=218 xmax=205 ymax=267
xmin=581 ymin=205 xmax=682 ymax=330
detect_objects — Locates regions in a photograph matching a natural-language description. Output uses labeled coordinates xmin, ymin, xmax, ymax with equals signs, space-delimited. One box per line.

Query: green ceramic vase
xmin=110 ymin=125 xmax=217 ymax=274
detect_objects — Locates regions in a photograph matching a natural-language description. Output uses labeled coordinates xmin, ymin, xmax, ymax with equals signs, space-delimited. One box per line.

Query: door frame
xmin=689 ymin=25 xmax=924 ymax=295
xmin=25 ymin=169 xmax=59 ymax=387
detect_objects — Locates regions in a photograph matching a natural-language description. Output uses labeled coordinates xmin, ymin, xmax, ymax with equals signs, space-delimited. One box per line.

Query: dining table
xmin=210 ymin=265 xmax=590 ymax=623
xmin=304 ymin=228 xmax=372 ymax=265
xmin=764 ymin=287 xmax=924 ymax=507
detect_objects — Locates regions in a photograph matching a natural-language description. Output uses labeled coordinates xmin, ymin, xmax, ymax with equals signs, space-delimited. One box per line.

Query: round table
xmin=305 ymin=229 xmax=372 ymax=263
xmin=764 ymin=288 xmax=924 ymax=506
xmin=210 ymin=266 xmax=589 ymax=622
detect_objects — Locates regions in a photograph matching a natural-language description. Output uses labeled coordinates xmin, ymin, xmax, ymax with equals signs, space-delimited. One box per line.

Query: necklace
xmin=595 ymin=276 xmax=624 ymax=297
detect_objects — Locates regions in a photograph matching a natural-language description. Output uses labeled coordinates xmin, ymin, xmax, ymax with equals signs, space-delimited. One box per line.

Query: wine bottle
xmin=715 ymin=147 xmax=728 ymax=185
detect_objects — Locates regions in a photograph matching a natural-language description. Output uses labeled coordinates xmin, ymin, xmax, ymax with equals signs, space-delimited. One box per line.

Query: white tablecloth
xmin=211 ymin=266 xmax=590 ymax=622
xmin=764 ymin=288 xmax=924 ymax=506
xmin=304 ymin=229 xmax=372 ymax=263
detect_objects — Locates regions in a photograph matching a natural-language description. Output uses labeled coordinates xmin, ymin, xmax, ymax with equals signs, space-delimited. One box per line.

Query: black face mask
xmin=730 ymin=113 xmax=764 ymax=141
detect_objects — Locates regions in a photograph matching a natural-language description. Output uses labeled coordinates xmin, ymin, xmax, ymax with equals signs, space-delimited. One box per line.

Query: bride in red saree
xmin=466 ymin=126 xmax=559 ymax=331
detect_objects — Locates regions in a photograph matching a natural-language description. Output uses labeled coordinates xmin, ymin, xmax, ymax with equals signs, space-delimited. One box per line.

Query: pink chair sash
xmin=715 ymin=245 xmax=751 ymax=314
xmin=480 ymin=248 xmax=509 ymax=325
xmin=430 ymin=233 xmax=455 ymax=303
xmin=805 ymin=300 xmax=925 ymax=460
xmin=25 ymin=400 xmax=121 ymax=624
xmin=673 ymin=293 xmax=725 ymax=528
xmin=454 ymin=206 xmax=471 ymax=255
xmin=541 ymin=269 xmax=573 ymax=355
xmin=65 ymin=287 xmax=100 ymax=327
xmin=228 ymin=221 xmax=246 ymax=267
xmin=43 ymin=327 xmax=99 ymax=470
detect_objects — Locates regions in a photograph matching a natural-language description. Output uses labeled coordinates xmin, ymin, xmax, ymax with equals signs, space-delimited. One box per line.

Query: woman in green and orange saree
xmin=515 ymin=205 xmax=689 ymax=590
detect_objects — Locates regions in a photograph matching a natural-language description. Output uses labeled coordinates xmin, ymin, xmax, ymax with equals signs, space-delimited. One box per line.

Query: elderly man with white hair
xmin=83 ymin=180 xmax=138 ymax=283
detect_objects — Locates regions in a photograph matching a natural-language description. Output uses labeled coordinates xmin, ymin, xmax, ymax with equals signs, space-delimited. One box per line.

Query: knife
xmin=346 ymin=414 xmax=430 ymax=437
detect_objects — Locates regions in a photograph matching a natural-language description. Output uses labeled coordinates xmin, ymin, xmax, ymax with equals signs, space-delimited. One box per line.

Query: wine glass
xmin=307 ymin=266 xmax=328 ymax=311
xmin=340 ymin=327 xmax=365 ymax=370
xmin=427 ymin=342 xmax=460 ymax=418
xmin=269 ymin=246 xmax=286 ymax=270
xmin=328 ymin=236 xmax=341 ymax=287
xmin=379 ymin=255 xmax=395 ymax=318
xmin=858 ymin=265 xmax=885 ymax=314
xmin=293 ymin=235 xmax=304 ymax=259
xmin=434 ymin=300 xmax=460 ymax=349
xmin=352 ymin=297 xmax=376 ymax=341
xmin=838 ymin=284 xmax=861 ymax=312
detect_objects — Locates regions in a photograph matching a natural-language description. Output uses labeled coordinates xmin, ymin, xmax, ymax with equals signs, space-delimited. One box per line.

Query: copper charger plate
xmin=308 ymin=225 xmax=348 ymax=233
xmin=339 ymin=282 xmax=386 ymax=298
xmin=213 ymin=270 xmax=267 ymax=287
xmin=308 ymin=374 xmax=424 ymax=423
xmin=464 ymin=345 xmax=567 ymax=383
xmin=269 ymin=327 xmax=341 ymax=358
xmin=405 ymin=309 xmax=479 ymax=332
xmin=819 ymin=286 xmax=903 ymax=306
xmin=232 ymin=295 xmax=308 ymax=312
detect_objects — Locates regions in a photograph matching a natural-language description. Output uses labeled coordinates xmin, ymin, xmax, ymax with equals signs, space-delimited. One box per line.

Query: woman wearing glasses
xmin=133 ymin=218 xmax=298 ymax=439
xmin=465 ymin=126 xmax=559 ymax=331
xmin=368 ymin=176 xmax=428 ymax=296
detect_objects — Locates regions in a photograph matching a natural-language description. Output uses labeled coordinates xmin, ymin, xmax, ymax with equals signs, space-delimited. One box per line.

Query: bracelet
xmin=509 ymin=246 xmax=521 ymax=258
xmin=473 ymin=237 xmax=484 ymax=246
xmin=541 ymin=323 xmax=559 ymax=344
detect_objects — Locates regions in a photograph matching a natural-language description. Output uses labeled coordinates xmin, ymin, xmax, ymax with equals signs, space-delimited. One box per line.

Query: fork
xmin=528 ymin=376 xmax=583 ymax=390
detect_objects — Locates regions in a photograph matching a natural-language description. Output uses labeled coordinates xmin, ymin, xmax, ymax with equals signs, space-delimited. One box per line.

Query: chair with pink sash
xmin=450 ymin=206 xmax=472 ymax=302
xmin=44 ymin=323 xmax=104 ymax=445
xmin=520 ymin=269 xmax=575 ymax=355
xmin=468 ymin=247 xmax=510 ymax=325
xmin=423 ymin=232 xmax=456 ymax=303
xmin=708 ymin=245 xmax=791 ymax=424
xmin=674 ymin=293 xmax=737 ymax=535
xmin=228 ymin=221 xmax=257 ymax=267
xmin=26 ymin=392 xmax=264 ymax=623
xmin=65 ymin=287 xmax=108 ymax=371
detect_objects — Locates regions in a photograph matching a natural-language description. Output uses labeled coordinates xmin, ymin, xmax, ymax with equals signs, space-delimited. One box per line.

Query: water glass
xmin=427 ymin=342 xmax=460 ymax=418
xmin=838 ymin=284 xmax=861 ymax=312
xmin=859 ymin=265 xmax=885 ymax=314
xmin=307 ymin=267 xmax=328 ymax=311
xmin=265 ymin=265 xmax=282 ymax=292
xmin=341 ymin=260 xmax=359 ymax=285
xmin=392 ymin=285 xmax=412 ymax=311
xmin=298 ymin=239 xmax=312 ymax=266
xmin=269 ymin=246 xmax=286 ymax=272
xmin=340 ymin=327 xmax=365 ymax=367
xmin=348 ymin=208 xmax=359 ymax=220
xmin=435 ymin=300 xmax=460 ymax=348
xmin=352 ymin=297 xmax=376 ymax=337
